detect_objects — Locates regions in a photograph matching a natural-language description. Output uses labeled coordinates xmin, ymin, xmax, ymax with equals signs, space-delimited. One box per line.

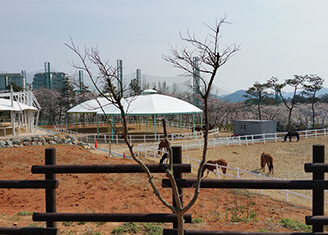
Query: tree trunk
xmin=177 ymin=213 xmax=184 ymax=235
xmin=258 ymin=101 xmax=262 ymax=120
xmin=288 ymin=108 xmax=292 ymax=131
xmin=312 ymin=102 xmax=315 ymax=129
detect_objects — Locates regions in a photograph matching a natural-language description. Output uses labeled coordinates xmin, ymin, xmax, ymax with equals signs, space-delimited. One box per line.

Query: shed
xmin=233 ymin=120 xmax=277 ymax=136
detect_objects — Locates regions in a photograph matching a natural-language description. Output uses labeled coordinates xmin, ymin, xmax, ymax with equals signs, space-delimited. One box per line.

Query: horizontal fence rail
xmin=31 ymin=164 xmax=191 ymax=174
xmin=0 ymin=180 xmax=58 ymax=189
xmin=162 ymin=179 xmax=328 ymax=190
xmin=0 ymin=227 xmax=58 ymax=235
xmin=163 ymin=229 xmax=318 ymax=235
xmin=33 ymin=213 xmax=192 ymax=223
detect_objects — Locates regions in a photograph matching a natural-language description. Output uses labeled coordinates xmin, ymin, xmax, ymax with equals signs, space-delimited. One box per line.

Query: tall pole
xmin=44 ymin=62 xmax=51 ymax=89
xmin=193 ymin=57 xmax=200 ymax=107
xmin=117 ymin=59 xmax=123 ymax=97
xmin=136 ymin=69 xmax=141 ymax=91
xmin=79 ymin=70 xmax=84 ymax=93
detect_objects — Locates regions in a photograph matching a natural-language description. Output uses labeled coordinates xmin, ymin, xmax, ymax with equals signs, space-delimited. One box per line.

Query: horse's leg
xmin=289 ymin=135 xmax=291 ymax=142
xmin=261 ymin=160 xmax=265 ymax=171
xmin=269 ymin=161 xmax=273 ymax=174
xmin=205 ymin=170 xmax=210 ymax=178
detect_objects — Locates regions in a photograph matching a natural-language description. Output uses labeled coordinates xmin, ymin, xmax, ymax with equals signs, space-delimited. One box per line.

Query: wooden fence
xmin=0 ymin=147 xmax=191 ymax=234
xmin=1 ymin=145 xmax=328 ymax=234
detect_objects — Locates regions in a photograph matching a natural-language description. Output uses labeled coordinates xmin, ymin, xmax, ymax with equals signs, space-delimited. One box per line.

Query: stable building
xmin=233 ymin=120 xmax=277 ymax=136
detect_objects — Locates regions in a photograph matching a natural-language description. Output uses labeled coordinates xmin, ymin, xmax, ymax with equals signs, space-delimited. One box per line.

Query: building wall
xmin=233 ymin=120 xmax=277 ymax=136
xmin=32 ymin=72 xmax=70 ymax=90
xmin=0 ymin=73 xmax=25 ymax=91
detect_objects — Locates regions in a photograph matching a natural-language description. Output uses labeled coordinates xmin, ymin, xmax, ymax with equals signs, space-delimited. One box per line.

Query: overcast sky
xmin=1 ymin=0 xmax=327 ymax=93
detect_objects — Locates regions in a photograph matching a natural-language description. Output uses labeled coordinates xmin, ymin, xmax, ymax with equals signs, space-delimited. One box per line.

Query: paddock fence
xmin=54 ymin=123 xmax=220 ymax=145
xmin=1 ymin=145 xmax=328 ymax=234
xmin=139 ymin=147 xmax=326 ymax=208
xmin=136 ymin=128 xmax=328 ymax=156
xmin=162 ymin=144 xmax=328 ymax=234
xmin=0 ymin=147 xmax=191 ymax=235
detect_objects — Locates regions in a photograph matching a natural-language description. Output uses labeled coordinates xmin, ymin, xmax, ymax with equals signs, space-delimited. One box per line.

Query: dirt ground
xmin=0 ymin=131 xmax=325 ymax=234
xmin=100 ymin=132 xmax=328 ymax=210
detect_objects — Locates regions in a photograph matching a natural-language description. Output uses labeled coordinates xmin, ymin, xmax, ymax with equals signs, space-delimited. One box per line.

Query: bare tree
xmin=66 ymin=17 xmax=238 ymax=235
xmin=34 ymin=88 xmax=61 ymax=125
xmin=163 ymin=17 xmax=239 ymax=234
xmin=301 ymin=74 xmax=324 ymax=129
xmin=207 ymin=97 xmax=228 ymax=126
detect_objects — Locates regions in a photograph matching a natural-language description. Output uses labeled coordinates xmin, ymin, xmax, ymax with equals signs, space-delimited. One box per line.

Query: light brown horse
xmin=201 ymin=159 xmax=227 ymax=178
xmin=260 ymin=152 xmax=274 ymax=174
xmin=158 ymin=139 xmax=170 ymax=154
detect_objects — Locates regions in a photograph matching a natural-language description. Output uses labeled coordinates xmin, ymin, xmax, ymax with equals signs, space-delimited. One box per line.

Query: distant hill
xmin=124 ymin=73 xmax=230 ymax=96
xmin=218 ymin=90 xmax=248 ymax=102
xmin=219 ymin=87 xmax=328 ymax=103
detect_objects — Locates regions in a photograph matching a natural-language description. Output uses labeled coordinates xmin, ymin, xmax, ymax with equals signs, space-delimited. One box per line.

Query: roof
xmin=67 ymin=97 xmax=113 ymax=113
xmin=0 ymin=98 xmax=38 ymax=111
xmin=98 ymin=94 xmax=202 ymax=115
xmin=67 ymin=93 xmax=202 ymax=116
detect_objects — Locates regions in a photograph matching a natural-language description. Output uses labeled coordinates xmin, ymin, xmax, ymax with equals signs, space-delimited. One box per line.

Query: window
xmin=240 ymin=124 xmax=246 ymax=131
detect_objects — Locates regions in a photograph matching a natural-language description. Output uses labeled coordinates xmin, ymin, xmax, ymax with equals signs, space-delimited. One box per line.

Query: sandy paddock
xmin=181 ymin=137 xmax=328 ymax=209
xmin=99 ymin=135 xmax=328 ymax=209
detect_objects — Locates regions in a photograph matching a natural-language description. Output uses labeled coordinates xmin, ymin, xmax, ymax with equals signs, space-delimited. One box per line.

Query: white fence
xmin=138 ymin=150 xmax=325 ymax=205
xmin=185 ymin=156 xmax=326 ymax=204
xmin=54 ymin=123 xmax=220 ymax=145
xmin=137 ymin=128 xmax=328 ymax=153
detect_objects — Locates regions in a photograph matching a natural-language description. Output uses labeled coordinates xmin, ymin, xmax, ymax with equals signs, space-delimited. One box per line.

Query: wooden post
xmin=45 ymin=148 xmax=57 ymax=228
xmin=172 ymin=146 xmax=183 ymax=229
xmin=312 ymin=145 xmax=324 ymax=233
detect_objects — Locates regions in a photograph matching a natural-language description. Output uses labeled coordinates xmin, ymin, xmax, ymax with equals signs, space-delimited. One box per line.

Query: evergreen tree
xmin=6 ymin=82 xmax=23 ymax=92
xmin=128 ymin=78 xmax=141 ymax=96
xmin=58 ymin=77 xmax=76 ymax=122
xmin=243 ymin=81 xmax=271 ymax=120
xmin=301 ymin=75 xmax=324 ymax=128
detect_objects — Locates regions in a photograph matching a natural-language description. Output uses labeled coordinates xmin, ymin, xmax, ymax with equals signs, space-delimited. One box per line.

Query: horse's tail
xmin=159 ymin=153 xmax=167 ymax=164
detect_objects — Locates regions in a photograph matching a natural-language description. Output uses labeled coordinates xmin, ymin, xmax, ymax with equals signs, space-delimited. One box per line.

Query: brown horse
xmin=260 ymin=153 xmax=274 ymax=174
xmin=158 ymin=139 xmax=170 ymax=154
xmin=201 ymin=159 xmax=227 ymax=178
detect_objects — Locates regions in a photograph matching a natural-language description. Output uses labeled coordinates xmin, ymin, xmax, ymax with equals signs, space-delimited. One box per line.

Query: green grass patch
xmin=192 ymin=217 xmax=203 ymax=223
xmin=111 ymin=222 xmax=163 ymax=235
xmin=280 ymin=218 xmax=312 ymax=232
xmin=15 ymin=211 xmax=33 ymax=216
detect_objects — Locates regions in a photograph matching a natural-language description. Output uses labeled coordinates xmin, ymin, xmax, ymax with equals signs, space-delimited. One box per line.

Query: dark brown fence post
xmin=312 ymin=144 xmax=324 ymax=233
xmin=172 ymin=146 xmax=183 ymax=229
xmin=45 ymin=148 xmax=57 ymax=228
